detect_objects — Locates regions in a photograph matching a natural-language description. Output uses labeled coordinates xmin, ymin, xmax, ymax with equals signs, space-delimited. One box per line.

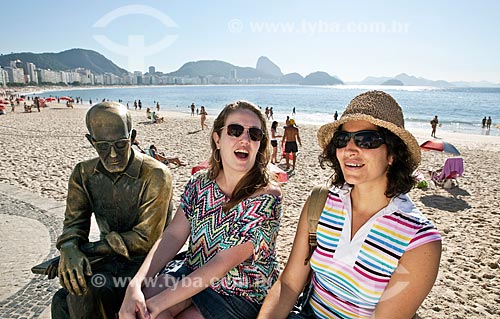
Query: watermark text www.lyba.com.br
xmin=91 ymin=274 xmax=274 ymax=290
xmin=228 ymin=19 xmax=410 ymax=35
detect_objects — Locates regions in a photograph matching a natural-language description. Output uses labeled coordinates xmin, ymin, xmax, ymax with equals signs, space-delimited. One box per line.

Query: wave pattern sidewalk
xmin=0 ymin=183 xmax=64 ymax=318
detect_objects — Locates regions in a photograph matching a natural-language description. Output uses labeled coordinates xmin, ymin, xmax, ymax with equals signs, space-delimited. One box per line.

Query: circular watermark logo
xmin=91 ymin=273 xmax=106 ymax=288
xmin=227 ymin=19 xmax=244 ymax=33
xmin=92 ymin=5 xmax=179 ymax=71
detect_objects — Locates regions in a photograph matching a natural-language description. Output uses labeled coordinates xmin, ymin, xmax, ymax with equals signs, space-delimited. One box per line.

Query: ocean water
xmin=36 ymin=85 xmax=500 ymax=136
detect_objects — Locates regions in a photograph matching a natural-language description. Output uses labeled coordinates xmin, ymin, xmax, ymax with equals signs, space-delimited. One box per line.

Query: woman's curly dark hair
xmin=319 ymin=126 xmax=416 ymax=197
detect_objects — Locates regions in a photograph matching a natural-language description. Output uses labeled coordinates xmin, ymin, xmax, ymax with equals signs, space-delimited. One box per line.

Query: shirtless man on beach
xmin=282 ymin=119 xmax=301 ymax=171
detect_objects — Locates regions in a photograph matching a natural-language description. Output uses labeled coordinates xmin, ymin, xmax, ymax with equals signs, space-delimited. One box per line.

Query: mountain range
xmin=165 ymin=56 xmax=344 ymax=85
xmin=1 ymin=48 xmax=498 ymax=87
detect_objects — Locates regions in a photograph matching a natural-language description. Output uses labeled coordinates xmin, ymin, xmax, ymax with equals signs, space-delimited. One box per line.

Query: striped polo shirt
xmin=309 ymin=185 xmax=441 ymax=318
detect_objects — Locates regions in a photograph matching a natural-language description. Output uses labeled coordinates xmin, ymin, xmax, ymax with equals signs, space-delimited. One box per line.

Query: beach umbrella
xmin=191 ymin=160 xmax=289 ymax=183
xmin=45 ymin=97 xmax=56 ymax=102
xmin=420 ymin=140 xmax=460 ymax=156
xmin=59 ymin=96 xmax=73 ymax=101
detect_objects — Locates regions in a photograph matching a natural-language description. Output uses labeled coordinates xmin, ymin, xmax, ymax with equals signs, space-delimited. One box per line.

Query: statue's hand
xmin=58 ymin=243 xmax=92 ymax=295
xmin=46 ymin=259 xmax=59 ymax=279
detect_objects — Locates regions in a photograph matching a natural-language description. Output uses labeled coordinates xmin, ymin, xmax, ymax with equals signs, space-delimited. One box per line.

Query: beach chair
xmin=430 ymin=157 xmax=464 ymax=188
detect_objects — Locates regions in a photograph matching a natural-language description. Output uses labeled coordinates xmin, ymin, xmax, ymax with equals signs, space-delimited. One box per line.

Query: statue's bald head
xmin=86 ymin=102 xmax=132 ymax=136
xmin=85 ymin=102 xmax=133 ymax=173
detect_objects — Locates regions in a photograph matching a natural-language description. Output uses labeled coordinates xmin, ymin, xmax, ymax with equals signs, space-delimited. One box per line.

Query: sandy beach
xmin=0 ymin=102 xmax=499 ymax=318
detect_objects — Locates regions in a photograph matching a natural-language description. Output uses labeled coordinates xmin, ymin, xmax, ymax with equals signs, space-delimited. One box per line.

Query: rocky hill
xmin=0 ymin=48 xmax=128 ymax=75
xmin=302 ymin=71 xmax=344 ymax=85
xmin=256 ymin=56 xmax=283 ymax=77
xmin=167 ymin=59 xmax=277 ymax=79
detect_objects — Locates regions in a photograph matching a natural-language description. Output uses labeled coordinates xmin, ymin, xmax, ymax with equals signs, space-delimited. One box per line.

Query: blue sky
xmin=2 ymin=0 xmax=500 ymax=83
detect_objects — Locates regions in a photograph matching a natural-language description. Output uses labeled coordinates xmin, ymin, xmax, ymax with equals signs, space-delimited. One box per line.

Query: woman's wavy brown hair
xmin=208 ymin=100 xmax=272 ymax=211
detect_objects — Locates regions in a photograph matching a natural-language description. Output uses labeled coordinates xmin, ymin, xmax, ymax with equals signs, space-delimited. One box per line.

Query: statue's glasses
xmin=92 ymin=138 xmax=130 ymax=151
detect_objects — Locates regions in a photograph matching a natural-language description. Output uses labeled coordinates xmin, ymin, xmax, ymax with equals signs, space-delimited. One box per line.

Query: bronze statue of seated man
xmin=50 ymin=102 xmax=173 ymax=319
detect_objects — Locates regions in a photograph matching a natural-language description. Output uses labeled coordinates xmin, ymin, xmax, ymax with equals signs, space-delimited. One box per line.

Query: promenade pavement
xmin=0 ymin=183 xmax=99 ymax=319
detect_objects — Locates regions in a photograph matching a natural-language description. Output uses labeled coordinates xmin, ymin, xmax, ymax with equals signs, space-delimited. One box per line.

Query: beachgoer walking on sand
xmin=430 ymin=115 xmax=438 ymax=137
xmin=270 ymin=121 xmax=282 ymax=164
xmin=486 ymin=116 xmax=492 ymax=129
xmin=200 ymin=105 xmax=209 ymax=130
xmin=190 ymin=103 xmax=195 ymax=116
xmin=334 ymin=110 xmax=338 ymax=120
xmin=258 ymin=90 xmax=442 ymax=319
xmin=282 ymin=119 xmax=301 ymax=170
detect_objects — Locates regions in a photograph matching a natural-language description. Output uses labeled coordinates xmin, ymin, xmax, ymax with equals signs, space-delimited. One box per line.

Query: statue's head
xmin=85 ymin=102 xmax=133 ymax=173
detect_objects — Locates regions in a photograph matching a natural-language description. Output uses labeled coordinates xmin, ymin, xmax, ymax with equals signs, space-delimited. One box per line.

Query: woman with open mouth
xmin=120 ymin=100 xmax=282 ymax=319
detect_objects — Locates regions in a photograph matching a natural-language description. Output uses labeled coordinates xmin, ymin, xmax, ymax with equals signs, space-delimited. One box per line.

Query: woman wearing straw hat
xmin=259 ymin=91 xmax=442 ymax=319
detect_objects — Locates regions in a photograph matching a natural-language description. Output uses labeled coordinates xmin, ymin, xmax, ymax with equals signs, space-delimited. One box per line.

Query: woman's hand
xmin=119 ymin=282 xmax=151 ymax=319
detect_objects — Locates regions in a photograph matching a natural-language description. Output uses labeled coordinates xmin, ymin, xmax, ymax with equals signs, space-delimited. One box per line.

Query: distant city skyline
xmin=2 ymin=0 xmax=500 ymax=83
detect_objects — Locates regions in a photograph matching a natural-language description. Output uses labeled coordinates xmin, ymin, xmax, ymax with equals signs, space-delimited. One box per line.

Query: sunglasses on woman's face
xmin=224 ymin=124 xmax=264 ymax=142
xmin=333 ymin=130 xmax=385 ymax=149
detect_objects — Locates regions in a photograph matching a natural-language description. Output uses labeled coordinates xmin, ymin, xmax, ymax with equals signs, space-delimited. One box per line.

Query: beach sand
xmin=0 ymin=102 xmax=499 ymax=318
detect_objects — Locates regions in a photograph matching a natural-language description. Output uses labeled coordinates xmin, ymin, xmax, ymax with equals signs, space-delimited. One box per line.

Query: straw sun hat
xmin=317 ymin=90 xmax=421 ymax=170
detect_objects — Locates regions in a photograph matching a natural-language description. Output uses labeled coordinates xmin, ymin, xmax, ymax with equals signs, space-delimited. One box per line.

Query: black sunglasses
xmin=333 ymin=130 xmax=385 ymax=149
xmin=224 ymin=124 xmax=264 ymax=142
xmin=92 ymin=138 xmax=130 ymax=151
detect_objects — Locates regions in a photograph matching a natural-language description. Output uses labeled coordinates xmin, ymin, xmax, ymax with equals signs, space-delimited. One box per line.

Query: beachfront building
xmin=144 ymin=74 xmax=161 ymax=85
xmin=133 ymin=71 xmax=143 ymax=85
xmin=103 ymin=73 xmax=121 ymax=85
xmin=122 ymin=74 xmax=134 ymax=85
xmin=94 ymin=74 xmax=104 ymax=85
xmin=0 ymin=67 xmax=8 ymax=87
xmin=38 ymin=69 xmax=61 ymax=84
xmin=5 ymin=67 xmax=25 ymax=84
xmin=61 ymin=71 xmax=81 ymax=85
xmin=24 ymin=62 xmax=38 ymax=84
xmin=76 ymin=68 xmax=94 ymax=85
xmin=1 ymin=60 xmax=281 ymax=87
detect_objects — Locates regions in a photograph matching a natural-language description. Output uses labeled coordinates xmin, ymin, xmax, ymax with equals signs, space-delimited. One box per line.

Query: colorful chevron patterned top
xmin=308 ymin=185 xmax=441 ymax=318
xmin=180 ymin=171 xmax=282 ymax=303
